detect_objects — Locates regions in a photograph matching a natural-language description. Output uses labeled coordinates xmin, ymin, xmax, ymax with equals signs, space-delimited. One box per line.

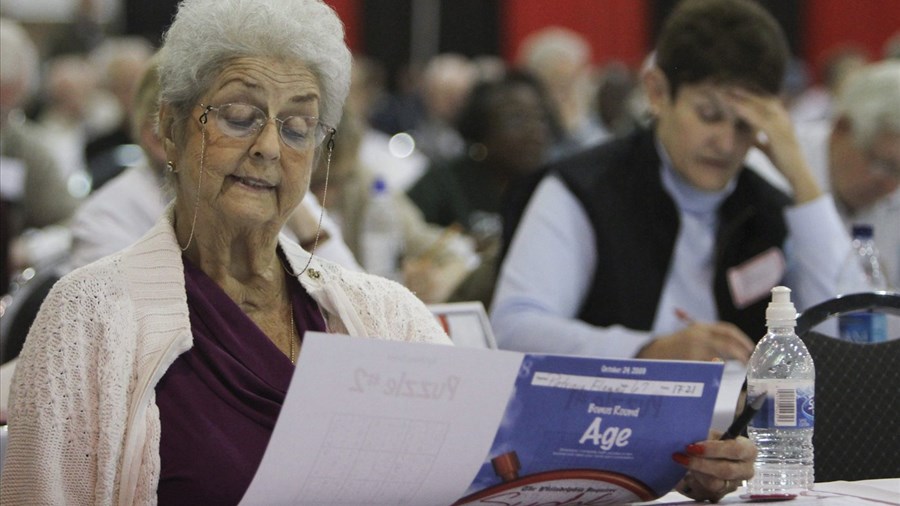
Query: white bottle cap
xmin=766 ymin=286 xmax=797 ymax=327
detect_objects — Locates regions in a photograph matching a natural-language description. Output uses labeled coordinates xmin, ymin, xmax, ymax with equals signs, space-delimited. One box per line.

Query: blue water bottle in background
xmin=836 ymin=224 xmax=889 ymax=343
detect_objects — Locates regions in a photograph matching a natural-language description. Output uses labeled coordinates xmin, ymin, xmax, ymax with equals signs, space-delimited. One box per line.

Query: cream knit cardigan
xmin=0 ymin=208 xmax=451 ymax=506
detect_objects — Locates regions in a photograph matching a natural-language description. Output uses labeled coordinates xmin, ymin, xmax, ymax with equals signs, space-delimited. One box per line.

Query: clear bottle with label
xmin=836 ymin=224 xmax=889 ymax=343
xmin=361 ymin=177 xmax=403 ymax=280
xmin=746 ymin=286 xmax=815 ymax=497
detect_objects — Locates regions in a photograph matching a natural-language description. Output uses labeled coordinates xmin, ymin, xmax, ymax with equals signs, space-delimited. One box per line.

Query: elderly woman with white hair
xmin=0 ymin=0 xmax=449 ymax=504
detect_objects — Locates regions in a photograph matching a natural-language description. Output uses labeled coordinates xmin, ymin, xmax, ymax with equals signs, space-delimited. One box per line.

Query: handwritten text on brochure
xmin=531 ymin=372 xmax=705 ymax=397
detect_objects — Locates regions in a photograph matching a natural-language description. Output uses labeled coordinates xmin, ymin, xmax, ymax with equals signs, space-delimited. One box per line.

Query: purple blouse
xmin=155 ymin=255 xmax=326 ymax=505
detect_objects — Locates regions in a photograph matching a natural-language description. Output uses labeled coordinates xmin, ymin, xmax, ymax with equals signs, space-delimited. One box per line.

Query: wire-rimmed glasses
xmin=198 ymin=103 xmax=335 ymax=150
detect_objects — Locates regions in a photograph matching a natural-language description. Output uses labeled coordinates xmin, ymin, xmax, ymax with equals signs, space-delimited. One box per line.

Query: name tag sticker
xmin=727 ymin=247 xmax=786 ymax=309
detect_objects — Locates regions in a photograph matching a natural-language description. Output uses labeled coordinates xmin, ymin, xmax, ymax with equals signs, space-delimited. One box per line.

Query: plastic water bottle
xmin=835 ymin=224 xmax=889 ymax=343
xmin=746 ymin=286 xmax=815 ymax=497
xmin=361 ymin=177 xmax=403 ymax=280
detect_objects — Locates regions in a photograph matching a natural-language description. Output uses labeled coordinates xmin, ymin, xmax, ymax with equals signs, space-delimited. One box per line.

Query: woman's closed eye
xmin=220 ymin=104 xmax=267 ymax=135
xmin=280 ymin=117 xmax=313 ymax=143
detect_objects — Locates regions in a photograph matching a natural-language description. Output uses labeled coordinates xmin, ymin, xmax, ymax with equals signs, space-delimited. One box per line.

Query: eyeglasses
xmin=198 ymin=103 xmax=335 ymax=151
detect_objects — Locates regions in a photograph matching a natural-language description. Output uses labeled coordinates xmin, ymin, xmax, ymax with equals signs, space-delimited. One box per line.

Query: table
xmin=643 ymin=478 xmax=899 ymax=504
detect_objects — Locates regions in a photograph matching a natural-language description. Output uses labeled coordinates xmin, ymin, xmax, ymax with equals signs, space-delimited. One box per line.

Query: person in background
xmin=407 ymin=70 xmax=563 ymax=308
xmin=472 ymin=54 xmax=508 ymax=84
xmin=491 ymin=0 xmax=848 ymax=367
xmin=408 ymin=70 xmax=560 ymax=243
xmin=43 ymin=0 xmax=106 ymax=58
xmin=1 ymin=1 xmax=449 ymax=503
xmin=34 ymin=54 xmax=101 ymax=186
xmin=83 ymin=36 xmax=155 ymax=190
xmin=0 ymin=18 xmax=80 ymax=293
xmin=408 ymin=53 xmax=478 ymax=164
xmin=349 ymin=56 xmax=429 ymax=192
xmin=517 ymin=26 xmax=609 ymax=157
xmin=67 ymin=51 xmax=169 ymax=270
xmin=788 ymin=44 xmax=868 ymax=125
xmin=749 ymin=60 xmax=900 ymax=290
xmin=1 ymin=45 xmax=156 ymax=380
xmin=799 ymin=60 xmax=900 ymax=289
xmin=593 ymin=61 xmax=642 ymax=138
xmin=309 ymin=106 xmax=477 ymax=304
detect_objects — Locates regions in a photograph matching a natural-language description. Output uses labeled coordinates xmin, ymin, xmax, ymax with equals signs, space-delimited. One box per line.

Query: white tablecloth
xmin=643 ymin=478 xmax=899 ymax=504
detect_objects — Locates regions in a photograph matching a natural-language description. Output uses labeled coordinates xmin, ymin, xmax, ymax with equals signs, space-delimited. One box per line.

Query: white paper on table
xmin=238 ymin=332 xmax=524 ymax=506
xmin=709 ymin=360 xmax=747 ymax=433
xmin=811 ymin=480 xmax=900 ymax=504
xmin=644 ymin=479 xmax=900 ymax=504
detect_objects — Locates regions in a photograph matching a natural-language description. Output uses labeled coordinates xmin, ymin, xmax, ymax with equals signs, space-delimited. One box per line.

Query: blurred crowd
xmin=1 ymin=5 xmax=899 ymax=365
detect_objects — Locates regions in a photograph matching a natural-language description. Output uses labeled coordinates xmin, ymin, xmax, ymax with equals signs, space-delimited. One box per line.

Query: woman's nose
xmin=712 ymin=124 xmax=739 ymax=154
xmin=251 ymin=120 xmax=282 ymax=160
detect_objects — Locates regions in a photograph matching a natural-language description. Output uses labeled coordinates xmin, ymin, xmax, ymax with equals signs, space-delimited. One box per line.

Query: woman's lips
xmin=231 ymin=175 xmax=275 ymax=190
xmin=699 ymin=158 xmax=731 ymax=170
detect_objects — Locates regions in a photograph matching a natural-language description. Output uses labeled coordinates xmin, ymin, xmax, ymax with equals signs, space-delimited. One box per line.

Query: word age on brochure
xmin=579 ymin=417 xmax=633 ymax=450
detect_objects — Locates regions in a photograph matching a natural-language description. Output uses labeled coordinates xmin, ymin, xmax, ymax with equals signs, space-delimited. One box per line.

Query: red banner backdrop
xmin=501 ymin=0 xmax=650 ymax=68
xmin=802 ymin=0 xmax=900 ymax=83
xmin=329 ymin=0 xmax=899 ymax=80
xmin=500 ymin=0 xmax=899 ymax=78
xmin=325 ymin=0 xmax=363 ymax=53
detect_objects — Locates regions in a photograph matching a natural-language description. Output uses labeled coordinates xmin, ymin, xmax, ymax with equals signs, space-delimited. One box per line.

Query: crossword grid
xmin=296 ymin=414 xmax=450 ymax=504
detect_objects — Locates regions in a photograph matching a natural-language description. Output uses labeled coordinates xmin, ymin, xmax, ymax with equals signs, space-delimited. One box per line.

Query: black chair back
xmin=795 ymin=292 xmax=900 ymax=482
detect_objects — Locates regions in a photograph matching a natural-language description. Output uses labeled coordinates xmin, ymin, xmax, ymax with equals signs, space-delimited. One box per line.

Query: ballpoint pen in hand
xmin=720 ymin=393 xmax=766 ymax=440
xmin=674 ymin=308 xmax=695 ymax=326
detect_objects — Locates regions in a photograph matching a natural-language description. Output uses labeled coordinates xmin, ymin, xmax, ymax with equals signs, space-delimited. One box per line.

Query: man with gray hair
xmin=517 ymin=26 xmax=608 ymax=156
xmin=412 ymin=52 xmax=477 ymax=163
xmin=799 ymin=60 xmax=900 ymax=289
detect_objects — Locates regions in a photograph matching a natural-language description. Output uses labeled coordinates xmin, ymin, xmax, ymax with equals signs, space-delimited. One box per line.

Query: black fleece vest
xmin=554 ymin=129 xmax=791 ymax=341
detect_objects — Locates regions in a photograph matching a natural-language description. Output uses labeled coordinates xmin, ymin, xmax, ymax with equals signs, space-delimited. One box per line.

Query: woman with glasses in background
xmin=0 ymin=0 xmax=450 ymax=504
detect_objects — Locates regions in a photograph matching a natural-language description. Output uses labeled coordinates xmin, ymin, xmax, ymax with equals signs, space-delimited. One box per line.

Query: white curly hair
xmin=158 ymin=0 xmax=351 ymax=131
xmin=833 ymin=60 xmax=900 ymax=152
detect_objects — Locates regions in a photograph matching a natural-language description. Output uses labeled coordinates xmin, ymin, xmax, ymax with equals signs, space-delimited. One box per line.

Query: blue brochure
xmin=456 ymin=355 xmax=723 ymax=505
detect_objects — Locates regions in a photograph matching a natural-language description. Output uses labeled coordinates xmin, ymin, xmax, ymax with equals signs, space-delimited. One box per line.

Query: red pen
xmin=675 ymin=308 xmax=695 ymax=325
